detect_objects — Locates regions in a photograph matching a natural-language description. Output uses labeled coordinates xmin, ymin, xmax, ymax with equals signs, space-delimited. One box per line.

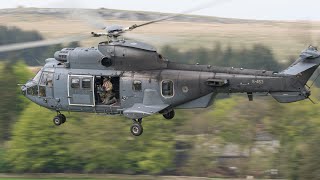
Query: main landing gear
xmin=130 ymin=118 xmax=143 ymax=136
xmin=163 ymin=110 xmax=175 ymax=119
xmin=53 ymin=112 xmax=67 ymax=126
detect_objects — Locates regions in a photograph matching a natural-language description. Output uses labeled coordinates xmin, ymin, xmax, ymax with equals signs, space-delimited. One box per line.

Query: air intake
xmin=54 ymin=48 xmax=75 ymax=62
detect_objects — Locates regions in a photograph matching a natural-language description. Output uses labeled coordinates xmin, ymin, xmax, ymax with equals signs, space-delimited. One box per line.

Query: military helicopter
xmin=1 ymin=6 xmax=320 ymax=136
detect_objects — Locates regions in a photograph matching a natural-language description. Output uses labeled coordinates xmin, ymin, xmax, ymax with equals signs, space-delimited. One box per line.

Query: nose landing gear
xmin=53 ymin=112 xmax=66 ymax=126
xmin=130 ymin=118 xmax=143 ymax=136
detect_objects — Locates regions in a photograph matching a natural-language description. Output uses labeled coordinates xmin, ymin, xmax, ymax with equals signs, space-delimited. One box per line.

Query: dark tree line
xmin=161 ymin=42 xmax=285 ymax=71
xmin=0 ymin=25 xmax=284 ymax=71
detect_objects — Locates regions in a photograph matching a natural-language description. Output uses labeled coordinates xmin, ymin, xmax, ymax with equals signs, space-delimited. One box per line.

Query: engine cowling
xmin=54 ymin=48 xmax=75 ymax=62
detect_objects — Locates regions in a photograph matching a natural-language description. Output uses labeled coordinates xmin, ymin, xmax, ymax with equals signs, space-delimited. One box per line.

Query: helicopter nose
xmin=21 ymin=84 xmax=27 ymax=96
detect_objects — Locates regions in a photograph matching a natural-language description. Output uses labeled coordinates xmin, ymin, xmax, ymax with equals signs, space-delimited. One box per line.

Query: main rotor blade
xmin=124 ymin=32 xmax=181 ymax=45
xmin=126 ymin=0 xmax=231 ymax=31
xmin=0 ymin=34 xmax=91 ymax=53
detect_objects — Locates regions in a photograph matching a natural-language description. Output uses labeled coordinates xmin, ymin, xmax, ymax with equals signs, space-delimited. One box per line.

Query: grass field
xmin=0 ymin=174 xmax=252 ymax=180
xmin=1 ymin=9 xmax=320 ymax=64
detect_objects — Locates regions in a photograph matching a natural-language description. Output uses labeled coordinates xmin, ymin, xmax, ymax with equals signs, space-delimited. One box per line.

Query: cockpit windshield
xmin=33 ymin=68 xmax=43 ymax=83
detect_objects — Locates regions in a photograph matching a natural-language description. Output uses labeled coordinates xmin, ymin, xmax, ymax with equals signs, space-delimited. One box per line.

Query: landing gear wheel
xmin=163 ymin=110 xmax=175 ymax=119
xmin=58 ymin=114 xmax=66 ymax=124
xmin=53 ymin=116 xmax=63 ymax=126
xmin=130 ymin=123 xmax=143 ymax=136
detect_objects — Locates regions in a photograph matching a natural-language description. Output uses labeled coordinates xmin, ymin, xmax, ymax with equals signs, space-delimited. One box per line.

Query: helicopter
xmin=1 ymin=6 xmax=320 ymax=136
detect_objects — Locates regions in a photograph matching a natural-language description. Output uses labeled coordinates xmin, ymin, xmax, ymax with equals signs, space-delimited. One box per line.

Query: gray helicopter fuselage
xmin=21 ymin=40 xmax=320 ymax=119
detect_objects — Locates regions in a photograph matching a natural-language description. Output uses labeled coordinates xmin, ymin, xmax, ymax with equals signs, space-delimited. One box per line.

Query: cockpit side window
xmin=27 ymin=68 xmax=55 ymax=97
xmin=39 ymin=73 xmax=48 ymax=85
xmin=39 ymin=72 xmax=54 ymax=97
xmin=39 ymin=72 xmax=53 ymax=87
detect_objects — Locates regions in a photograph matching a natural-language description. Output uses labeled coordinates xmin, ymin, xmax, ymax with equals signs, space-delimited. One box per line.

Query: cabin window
xmin=71 ymin=78 xmax=80 ymax=88
xmin=82 ymin=78 xmax=91 ymax=89
xmin=161 ymin=80 xmax=174 ymax=97
xmin=133 ymin=80 xmax=142 ymax=91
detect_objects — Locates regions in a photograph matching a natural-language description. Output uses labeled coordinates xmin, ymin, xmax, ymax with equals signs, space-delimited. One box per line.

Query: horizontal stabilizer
xmin=270 ymin=92 xmax=307 ymax=103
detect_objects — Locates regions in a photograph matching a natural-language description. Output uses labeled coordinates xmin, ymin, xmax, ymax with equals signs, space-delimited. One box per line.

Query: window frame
xmin=67 ymin=75 xmax=95 ymax=107
xmin=161 ymin=79 xmax=174 ymax=98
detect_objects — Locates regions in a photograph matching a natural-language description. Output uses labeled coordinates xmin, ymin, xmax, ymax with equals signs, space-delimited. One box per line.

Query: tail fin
xmin=280 ymin=46 xmax=320 ymax=84
xmin=271 ymin=46 xmax=320 ymax=103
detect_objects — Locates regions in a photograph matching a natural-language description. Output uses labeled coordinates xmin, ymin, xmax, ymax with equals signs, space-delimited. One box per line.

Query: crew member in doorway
xmin=101 ymin=77 xmax=117 ymax=105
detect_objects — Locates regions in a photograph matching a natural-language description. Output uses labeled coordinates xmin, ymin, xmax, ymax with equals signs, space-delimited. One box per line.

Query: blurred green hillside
xmin=2 ymin=62 xmax=320 ymax=179
xmin=1 ymin=25 xmax=320 ymax=180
